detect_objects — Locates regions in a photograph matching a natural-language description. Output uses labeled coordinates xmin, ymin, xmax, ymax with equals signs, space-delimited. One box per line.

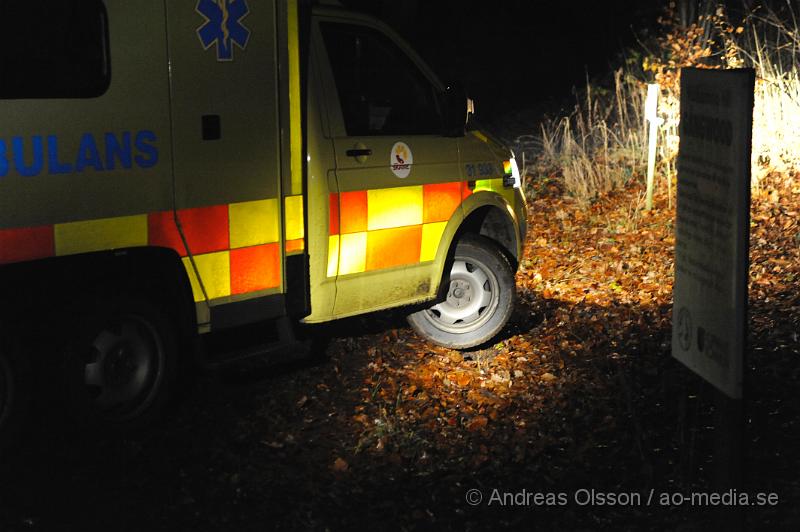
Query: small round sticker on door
xmin=390 ymin=142 xmax=413 ymax=178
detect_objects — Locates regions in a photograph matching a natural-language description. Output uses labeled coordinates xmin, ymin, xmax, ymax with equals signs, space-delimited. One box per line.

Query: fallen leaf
xmin=447 ymin=351 xmax=464 ymax=364
xmin=456 ymin=372 xmax=472 ymax=387
xmin=331 ymin=457 xmax=349 ymax=472
xmin=467 ymin=416 xmax=489 ymax=431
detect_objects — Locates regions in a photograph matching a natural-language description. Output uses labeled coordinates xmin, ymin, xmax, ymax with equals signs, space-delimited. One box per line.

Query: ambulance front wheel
xmin=70 ymin=297 xmax=177 ymax=430
xmin=407 ymin=235 xmax=515 ymax=349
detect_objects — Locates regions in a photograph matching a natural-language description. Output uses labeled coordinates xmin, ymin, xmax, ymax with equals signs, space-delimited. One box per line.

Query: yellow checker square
xmin=367 ymin=186 xmax=423 ymax=231
xmin=229 ymin=198 xmax=279 ymax=249
xmin=420 ymin=221 xmax=447 ymax=262
xmin=181 ymin=252 xmax=231 ymax=302
xmin=338 ymin=232 xmax=367 ymax=275
xmin=54 ymin=214 xmax=147 ymax=256
xmin=327 ymin=235 xmax=340 ymax=277
xmin=475 ymin=178 xmax=515 ymax=207
xmin=284 ymin=195 xmax=305 ymax=241
xmin=474 ymin=178 xmax=498 ymax=192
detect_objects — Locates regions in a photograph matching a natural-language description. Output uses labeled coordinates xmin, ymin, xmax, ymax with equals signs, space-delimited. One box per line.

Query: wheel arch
xmin=458 ymin=202 xmax=520 ymax=267
xmin=0 ymin=246 xmax=197 ymax=362
xmin=452 ymin=190 xmax=522 ymax=268
xmin=423 ymin=192 xmax=520 ymax=302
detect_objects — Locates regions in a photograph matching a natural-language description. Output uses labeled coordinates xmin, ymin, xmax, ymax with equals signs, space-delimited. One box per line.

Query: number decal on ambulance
xmin=464 ymin=162 xmax=498 ymax=179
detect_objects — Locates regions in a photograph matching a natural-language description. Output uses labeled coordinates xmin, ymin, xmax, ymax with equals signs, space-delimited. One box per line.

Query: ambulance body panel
xmin=0 ymin=0 xmax=526 ymax=443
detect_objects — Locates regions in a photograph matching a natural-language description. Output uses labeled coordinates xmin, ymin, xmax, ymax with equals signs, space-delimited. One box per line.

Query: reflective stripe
xmin=327 ymin=235 xmax=340 ymax=277
xmin=338 ymin=232 xmax=367 ymax=275
xmin=366 ymin=225 xmax=421 ymax=270
xmin=475 ymin=178 xmax=515 ymax=205
xmin=326 ymin=181 xmax=469 ymax=277
xmin=149 ymin=205 xmax=229 ymax=257
xmin=340 ymin=190 xmax=367 ymax=234
xmin=2 ymin=198 xmax=285 ymax=304
xmin=182 ymin=251 xmax=230 ymax=303
xmin=328 ymin=193 xmax=340 ymax=235
xmin=462 ymin=181 xmax=473 ymax=200
xmin=229 ymin=198 xmax=279 ymax=249
xmin=230 ymin=243 xmax=280 ymax=295
xmin=0 ymin=225 xmax=54 ymax=263
xmin=284 ymin=195 xmax=304 ymax=241
xmin=285 ymin=238 xmax=304 ymax=253
xmin=148 ymin=210 xmax=186 ymax=255
xmin=423 ymin=182 xmax=461 ymax=224
xmin=177 ymin=205 xmax=229 ymax=254
xmin=54 ymin=214 xmax=147 ymax=255
xmin=420 ymin=221 xmax=447 ymax=262
xmin=367 ymin=186 xmax=422 ymax=231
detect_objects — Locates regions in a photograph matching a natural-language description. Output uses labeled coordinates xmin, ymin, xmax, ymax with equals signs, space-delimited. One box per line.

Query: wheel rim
xmin=83 ymin=314 xmax=164 ymax=420
xmin=421 ymin=256 xmax=500 ymax=334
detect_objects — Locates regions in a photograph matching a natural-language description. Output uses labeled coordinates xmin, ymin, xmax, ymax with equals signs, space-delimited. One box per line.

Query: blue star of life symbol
xmin=196 ymin=0 xmax=250 ymax=61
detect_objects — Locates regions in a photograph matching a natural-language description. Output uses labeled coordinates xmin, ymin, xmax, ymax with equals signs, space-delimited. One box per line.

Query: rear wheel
xmin=69 ymin=297 xmax=177 ymax=429
xmin=407 ymin=235 xmax=515 ymax=349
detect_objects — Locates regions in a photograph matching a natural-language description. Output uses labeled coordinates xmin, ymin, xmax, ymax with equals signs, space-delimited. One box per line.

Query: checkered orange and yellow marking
xmin=0 ymin=195 xmax=305 ymax=303
xmin=327 ymin=181 xmax=472 ymax=277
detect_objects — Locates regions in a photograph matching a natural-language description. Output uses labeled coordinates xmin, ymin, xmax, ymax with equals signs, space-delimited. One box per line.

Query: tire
xmin=68 ymin=297 xmax=177 ymax=430
xmin=407 ymin=234 xmax=515 ymax=349
xmin=0 ymin=333 xmax=29 ymax=454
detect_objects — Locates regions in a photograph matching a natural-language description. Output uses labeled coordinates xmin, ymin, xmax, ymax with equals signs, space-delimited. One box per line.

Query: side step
xmin=199 ymin=316 xmax=313 ymax=371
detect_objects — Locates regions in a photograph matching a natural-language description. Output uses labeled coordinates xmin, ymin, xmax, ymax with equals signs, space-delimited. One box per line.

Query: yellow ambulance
xmin=0 ymin=0 xmax=526 ymax=442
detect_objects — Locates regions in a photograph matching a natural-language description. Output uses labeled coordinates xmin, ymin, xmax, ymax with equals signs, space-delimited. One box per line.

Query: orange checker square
xmin=230 ymin=243 xmax=281 ymax=294
xmin=148 ymin=205 xmax=229 ymax=257
xmin=423 ymin=181 xmax=462 ymax=223
xmin=339 ymin=190 xmax=368 ymax=234
xmin=178 ymin=205 xmax=229 ymax=255
xmin=461 ymin=181 xmax=474 ymax=200
xmin=365 ymin=225 xmax=422 ymax=271
xmin=148 ymin=210 xmax=187 ymax=255
xmin=285 ymin=238 xmax=305 ymax=254
xmin=0 ymin=225 xmax=54 ymax=264
xmin=329 ymin=193 xmax=339 ymax=235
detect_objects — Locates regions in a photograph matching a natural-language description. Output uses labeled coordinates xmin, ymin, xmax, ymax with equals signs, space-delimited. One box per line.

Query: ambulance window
xmin=321 ymin=23 xmax=441 ymax=136
xmin=0 ymin=0 xmax=110 ymax=99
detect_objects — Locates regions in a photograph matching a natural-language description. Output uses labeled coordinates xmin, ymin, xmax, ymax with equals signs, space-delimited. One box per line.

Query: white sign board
xmin=672 ymin=68 xmax=754 ymax=399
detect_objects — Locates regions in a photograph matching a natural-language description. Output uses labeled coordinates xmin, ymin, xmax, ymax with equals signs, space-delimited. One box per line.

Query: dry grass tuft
xmin=530 ymin=2 xmax=800 ymax=202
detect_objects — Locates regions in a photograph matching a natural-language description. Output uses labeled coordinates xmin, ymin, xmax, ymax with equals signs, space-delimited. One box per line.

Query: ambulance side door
xmin=314 ymin=17 xmax=462 ymax=317
xmin=164 ymin=0 xmax=284 ymax=329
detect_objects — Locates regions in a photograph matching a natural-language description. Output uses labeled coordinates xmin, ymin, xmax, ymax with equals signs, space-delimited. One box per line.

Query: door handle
xmin=346 ymin=148 xmax=372 ymax=157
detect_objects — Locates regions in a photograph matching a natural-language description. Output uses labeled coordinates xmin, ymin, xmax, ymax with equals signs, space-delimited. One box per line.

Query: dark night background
xmin=340 ymin=0 xmax=662 ymax=131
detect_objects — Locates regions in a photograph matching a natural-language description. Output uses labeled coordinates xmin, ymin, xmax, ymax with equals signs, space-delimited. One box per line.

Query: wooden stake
xmin=645 ymin=84 xmax=660 ymax=211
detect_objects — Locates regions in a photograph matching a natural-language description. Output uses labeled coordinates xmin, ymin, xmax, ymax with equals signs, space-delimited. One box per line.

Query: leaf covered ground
xmin=1 ymin=176 xmax=798 ymax=531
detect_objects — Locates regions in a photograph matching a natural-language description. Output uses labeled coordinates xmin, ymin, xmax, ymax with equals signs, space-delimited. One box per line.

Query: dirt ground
xmin=1 ymin=177 xmax=798 ymax=531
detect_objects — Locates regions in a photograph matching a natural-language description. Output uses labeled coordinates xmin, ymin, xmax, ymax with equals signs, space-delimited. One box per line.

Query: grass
xmin=538 ymin=70 xmax=647 ymax=204
xmin=530 ymin=2 xmax=800 ymax=203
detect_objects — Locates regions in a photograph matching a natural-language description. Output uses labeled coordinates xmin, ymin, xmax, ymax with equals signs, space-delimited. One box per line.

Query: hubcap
xmin=422 ymin=257 xmax=500 ymax=334
xmin=83 ymin=315 xmax=162 ymax=419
